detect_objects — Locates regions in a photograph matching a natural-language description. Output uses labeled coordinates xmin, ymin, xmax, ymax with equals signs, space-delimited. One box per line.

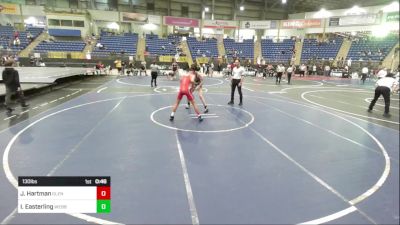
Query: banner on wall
xmin=328 ymin=18 xmax=340 ymax=26
xmin=196 ymin=57 xmax=209 ymax=64
xmin=386 ymin=12 xmax=399 ymax=22
xmin=281 ymin=19 xmax=322 ymax=29
xmin=240 ymin=20 xmax=277 ymax=29
xmin=0 ymin=3 xmax=19 ymax=15
xmin=203 ymin=20 xmax=238 ymax=29
xmin=159 ymin=55 xmax=187 ymax=63
xmin=164 ymin=16 xmax=199 ymax=27
xmin=329 ymin=14 xmax=380 ymax=26
xmin=122 ymin=12 xmax=161 ymax=25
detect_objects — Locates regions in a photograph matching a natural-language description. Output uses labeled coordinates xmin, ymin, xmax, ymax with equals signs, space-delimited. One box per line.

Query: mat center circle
xmin=150 ymin=104 xmax=255 ymax=133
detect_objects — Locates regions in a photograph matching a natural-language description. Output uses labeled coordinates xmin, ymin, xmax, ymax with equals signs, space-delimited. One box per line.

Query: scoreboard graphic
xmin=18 ymin=177 xmax=111 ymax=213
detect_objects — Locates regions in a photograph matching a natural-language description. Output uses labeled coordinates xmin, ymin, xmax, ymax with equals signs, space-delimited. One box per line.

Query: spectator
xmin=324 ymin=64 xmax=331 ymax=76
xmin=13 ymin=37 xmax=20 ymax=46
xmin=2 ymin=59 xmax=29 ymax=113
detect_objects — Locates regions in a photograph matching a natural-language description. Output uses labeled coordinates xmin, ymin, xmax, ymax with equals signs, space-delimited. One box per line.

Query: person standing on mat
xmin=361 ymin=65 xmax=369 ymax=84
xmin=228 ymin=59 xmax=245 ymax=106
xmin=286 ymin=64 xmax=294 ymax=85
xmin=150 ymin=61 xmax=160 ymax=87
xmin=276 ymin=64 xmax=285 ymax=85
xmin=2 ymin=60 xmax=29 ymax=113
xmin=170 ymin=64 xmax=203 ymax=122
xmin=368 ymin=73 xmax=398 ymax=117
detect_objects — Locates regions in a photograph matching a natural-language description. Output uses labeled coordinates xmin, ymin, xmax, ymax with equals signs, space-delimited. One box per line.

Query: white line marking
xmin=268 ymin=91 xmax=287 ymax=94
xmin=49 ymin=99 xmax=58 ymax=104
xmin=190 ymin=116 xmax=219 ymax=118
xmin=0 ymin=208 xmax=17 ymax=224
xmin=299 ymin=206 xmax=357 ymax=224
xmin=251 ymin=98 xmax=398 ymax=164
xmin=175 ymin=133 xmax=199 ymax=225
xmin=20 ymin=110 xmax=29 ymax=114
xmin=301 ymin=90 xmax=399 ymax=125
xmin=189 ymin=113 xmax=217 ymax=116
xmin=47 ymin=98 xmax=125 ymax=177
xmin=40 ymin=102 xmax=48 ymax=107
xmin=97 ymin=87 xmax=108 ymax=93
xmin=58 ymin=97 xmax=65 ymax=100
xmin=4 ymin=115 xmax=17 ymax=121
xmin=308 ymin=94 xmax=325 ymax=99
xmin=207 ymin=92 xmax=389 ymax=224
xmin=242 ymin=86 xmax=255 ymax=92
xmin=66 ymin=95 xmax=71 ymax=97
xmin=32 ymin=106 xmax=39 ymax=110
xmin=151 ymin=104 xmax=255 ymax=133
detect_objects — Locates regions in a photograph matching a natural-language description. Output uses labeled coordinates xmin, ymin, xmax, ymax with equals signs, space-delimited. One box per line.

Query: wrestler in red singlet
xmin=177 ymin=75 xmax=194 ymax=101
xmin=170 ymin=64 xmax=203 ymax=122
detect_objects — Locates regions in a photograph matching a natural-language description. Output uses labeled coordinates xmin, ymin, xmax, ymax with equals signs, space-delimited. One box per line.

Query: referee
xmin=228 ymin=59 xmax=245 ymax=106
xmin=368 ymin=73 xmax=398 ymax=117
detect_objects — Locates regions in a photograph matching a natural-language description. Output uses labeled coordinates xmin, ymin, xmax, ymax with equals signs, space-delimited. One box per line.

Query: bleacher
xmin=145 ymin=34 xmax=180 ymax=56
xmin=187 ymin=37 xmax=218 ymax=59
xmin=92 ymin=33 xmax=138 ymax=57
xmin=34 ymin=41 xmax=86 ymax=52
xmin=261 ymin=39 xmax=295 ymax=63
xmin=347 ymin=36 xmax=398 ymax=61
xmin=223 ymin=39 xmax=254 ymax=60
xmin=0 ymin=26 xmax=43 ymax=52
xmin=301 ymin=38 xmax=343 ymax=62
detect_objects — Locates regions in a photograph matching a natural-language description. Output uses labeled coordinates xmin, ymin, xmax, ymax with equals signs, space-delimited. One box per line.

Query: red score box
xmin=97 ymin=186 xmax=111 ymax=200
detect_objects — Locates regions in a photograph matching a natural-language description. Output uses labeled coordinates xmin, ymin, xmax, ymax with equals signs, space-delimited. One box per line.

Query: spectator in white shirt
xmin=368 ymin=73 xmax=398 ymax=117
xmin=361 ymin=66 xmax=369 ymax=84
xmin=312 ymin=64 xmax=317 ymax=75
xmin=299 ymin=64 xmax=306 ymax=77
xmin=228 ymin=59 xmax=245 ymax=106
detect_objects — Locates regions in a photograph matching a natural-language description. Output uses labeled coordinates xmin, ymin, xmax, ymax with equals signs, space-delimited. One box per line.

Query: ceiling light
xmin=282 ymin=0 xmax=287 ymax=4
xmin=204 ymin=7 xmax=209 ymax=12
xmin=239 ymin=6 xmax=244 ymax=11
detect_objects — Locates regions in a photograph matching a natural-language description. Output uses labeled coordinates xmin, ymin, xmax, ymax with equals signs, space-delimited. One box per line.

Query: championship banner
xmin=122 ymin=12 xmax=161 ymax=25
xmin=203 ymin=20 xmax=238 ymax=29
xmin=328 ymin=18 xmax=340 ymax=27
xmin=0 ymin=3 xmax=19 ymax=15
xmin=163 ymin=16 xmax=199 ymax=27
xmin=240 ymin=20 xmax=277 ymax=29
xmin=71 ymin=52 xmax=85 ymax=59
xmin=281 ymin=19 xmax=322 ymax=29
xmin=196 ymin=57 xmax=209 ymax=64
xmin=48 ymin=52 xmax=67 ymax=59
xmin=159 ymin=55 xmax=187 ymax=63
xmin=329 ymin=14 xmax=380 ymax=26
xmin=339 ymin=14 xmax=379 ymax=26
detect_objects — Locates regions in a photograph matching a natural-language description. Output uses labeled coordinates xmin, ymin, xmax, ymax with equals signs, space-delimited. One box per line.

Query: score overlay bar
xmin=18 ymin=177 xmax=111 ymax=213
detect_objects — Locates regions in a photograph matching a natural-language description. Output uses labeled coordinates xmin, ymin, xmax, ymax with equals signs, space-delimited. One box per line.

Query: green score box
xmin=97 ymin=200 xmax=111 ymax=213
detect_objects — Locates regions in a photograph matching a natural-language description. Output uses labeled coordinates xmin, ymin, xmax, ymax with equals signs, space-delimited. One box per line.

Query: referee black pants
xmin=369 ymin=86 xmax=391 ymax=114
xmin=151 ymin=71 xmax=158 ymax=87
xmin=231 ymin=79 xmax=242 ymax=103
xmin=287 ymin=72 xmax=292 ymax=84
xmin=276 ymin=72 xmax=282 ymax=84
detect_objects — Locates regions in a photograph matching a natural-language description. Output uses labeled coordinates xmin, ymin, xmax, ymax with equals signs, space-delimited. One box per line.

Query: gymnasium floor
xmin=0 ymin=74 xmax=398 ymax=224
